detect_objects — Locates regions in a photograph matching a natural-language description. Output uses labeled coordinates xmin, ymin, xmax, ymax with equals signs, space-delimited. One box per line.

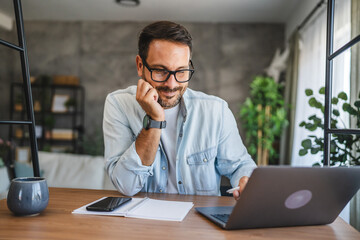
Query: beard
xmin=156 ymin=85 xmax=185 ymax=108
xmin=142 ymin=72 xmax=187 ymax=109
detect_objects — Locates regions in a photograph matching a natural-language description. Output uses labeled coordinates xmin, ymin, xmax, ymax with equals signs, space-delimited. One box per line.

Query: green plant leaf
xmin=301 ymin=139 xmax=312 ymax=149
xmin=305 ymin=89 xmax=313 ymax=96
xmin=311 ymin=147 xmax=321 ymax=154
xmin=319 ymin=87 xmax=325 ymax=94
xmin=343 ymin=103 xmax=357 ymax=115
xmin=305 ymin=123 xmax=318 ymax=131
xmin=299 ymin=149 xmax=308 ymax=156
xmin=331 ymin=97 xmax=338 ymax=104
xmin=338 ymin=92 xmax=348 ymax=100
xmin=332 ymin=109 xmax=340 ymax=116
xmin=315 ymin=101 xmax=323 ymax=109
xmin=354 ymin=100 xmax=360 ymax=108
xmin=308 ymin=115 xmax=317 ymax=120
xmin=343 ymin=103 xmax=351 ymax=112
xmin=308 ymin=97 xmax=317 ymax=107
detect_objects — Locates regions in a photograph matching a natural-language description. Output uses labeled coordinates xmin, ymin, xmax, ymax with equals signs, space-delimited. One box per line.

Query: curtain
xmin=291 ymin=7 xmax=327 ymax=166
xmin=279 ymin=32 xmax=300 ymax=165
xmin=350 ymin=0 xmax=360 ymax=232
xmin=291 ymin=0 xmax=351 ymax=166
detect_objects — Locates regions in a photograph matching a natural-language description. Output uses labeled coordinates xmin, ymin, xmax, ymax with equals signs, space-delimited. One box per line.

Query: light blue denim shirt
xmin=103 ymin=85 xmax=256 ymax=196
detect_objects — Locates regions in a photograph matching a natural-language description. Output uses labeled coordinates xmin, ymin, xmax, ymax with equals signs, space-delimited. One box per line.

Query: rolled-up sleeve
xmin=215 ymin=101 xmax=257 ymax=188
xmin=103 ymin=93 xmax=152 ymax=196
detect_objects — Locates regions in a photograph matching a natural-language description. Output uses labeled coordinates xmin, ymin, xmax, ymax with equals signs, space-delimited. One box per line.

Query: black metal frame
xmin=0 ymin=0 xmax=40 ymax=177
xmin=324 ymin=0 xmax=360 ymax=165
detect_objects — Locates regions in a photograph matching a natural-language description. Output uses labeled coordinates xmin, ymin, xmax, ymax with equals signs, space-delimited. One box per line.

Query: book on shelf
xmin=51 ymin=129 xmax=77 ymax=140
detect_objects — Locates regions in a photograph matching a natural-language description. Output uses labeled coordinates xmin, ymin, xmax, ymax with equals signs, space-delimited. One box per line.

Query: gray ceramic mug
xmin=7 ymin=177 xmax=49 ymax=216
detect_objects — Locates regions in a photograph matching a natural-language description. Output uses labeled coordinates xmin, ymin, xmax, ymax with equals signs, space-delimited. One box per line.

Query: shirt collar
xmin=179 ymin=91 xmax=188 ymax=122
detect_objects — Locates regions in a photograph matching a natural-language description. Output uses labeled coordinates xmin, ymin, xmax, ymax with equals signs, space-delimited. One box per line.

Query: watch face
xmin=143 ymin=115 xmax=150 ymax=129
xmin=142 ymin=114 xmax=166 ymax=129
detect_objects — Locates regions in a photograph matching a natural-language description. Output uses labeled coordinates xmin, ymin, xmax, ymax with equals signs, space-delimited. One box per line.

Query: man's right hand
xmin=136 ymin=79 xmax=165 ymax=121
xmin=135 ymin=79 xmax=163 ymax=166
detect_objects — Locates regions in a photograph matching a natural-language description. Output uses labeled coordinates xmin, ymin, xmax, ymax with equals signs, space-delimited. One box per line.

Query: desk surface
xmin=0 ymin=188 xmax=359 ymax=240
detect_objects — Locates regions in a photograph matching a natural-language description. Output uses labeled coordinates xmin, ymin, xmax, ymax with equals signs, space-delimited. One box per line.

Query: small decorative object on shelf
xmin=34 ymin=100 xmax=41 ymax=112
xmin=15 ymin=128 xmax=23 ymax=138
xmin=14 ymin=93 xmax=23 ymax=111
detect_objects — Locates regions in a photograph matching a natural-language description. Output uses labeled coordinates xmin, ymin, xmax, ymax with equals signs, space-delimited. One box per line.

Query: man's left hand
xmin=232 ymin=176 xmax=249 ymax=201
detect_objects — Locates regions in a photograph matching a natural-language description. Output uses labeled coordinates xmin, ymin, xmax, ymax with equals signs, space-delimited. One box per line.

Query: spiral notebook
xmin=72 ymin=197 xmax=193 ymax=222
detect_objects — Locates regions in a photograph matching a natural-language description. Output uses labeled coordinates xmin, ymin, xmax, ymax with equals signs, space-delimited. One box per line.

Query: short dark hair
xmin=138 ymin=21 xmax=192 ymax=61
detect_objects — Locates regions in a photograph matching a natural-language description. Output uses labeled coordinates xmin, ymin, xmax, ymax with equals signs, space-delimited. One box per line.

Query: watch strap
xmin=143 ymin=114 xmax=166 ymax=130
xmin=148 ymin=119 xmax=167 ymax=129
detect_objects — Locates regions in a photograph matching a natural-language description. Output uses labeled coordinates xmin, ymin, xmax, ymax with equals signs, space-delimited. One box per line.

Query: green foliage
xmin=44 ymin=115 xmax=56 ymax=129
xmin=79 ymin=128 xmax=104 ymax=156
xmin=299 ymin=87 xmax=360 ymax=166
xmin=239 ymin=76 xmax=288 ymax=164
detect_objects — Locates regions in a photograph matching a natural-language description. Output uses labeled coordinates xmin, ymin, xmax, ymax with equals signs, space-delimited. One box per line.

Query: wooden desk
xmin=0 ymin=188 xmax=359 ymax=240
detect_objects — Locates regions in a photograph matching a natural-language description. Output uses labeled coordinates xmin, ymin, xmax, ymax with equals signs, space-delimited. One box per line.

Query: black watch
xmin=143 ymin=115 xmax=166 ymax=130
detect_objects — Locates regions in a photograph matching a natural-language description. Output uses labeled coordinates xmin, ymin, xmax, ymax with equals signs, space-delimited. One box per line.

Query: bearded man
xmin=103 ymin=21 xmax=256 ymax=200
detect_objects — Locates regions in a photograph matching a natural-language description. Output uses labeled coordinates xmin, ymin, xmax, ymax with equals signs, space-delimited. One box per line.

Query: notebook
xmin=73 ymin=197 xmax=193 ymax=221
xmin=196 ymin=166 xmax=360 ymax=230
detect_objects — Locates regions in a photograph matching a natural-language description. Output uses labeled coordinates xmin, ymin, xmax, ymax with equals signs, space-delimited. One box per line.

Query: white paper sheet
xmin=72 ymin=197 xmax=193 ymax=222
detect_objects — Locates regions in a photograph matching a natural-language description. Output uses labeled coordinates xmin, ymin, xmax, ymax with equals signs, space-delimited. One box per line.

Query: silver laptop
xmin=196 ymin=166 xmax=360 ymax=230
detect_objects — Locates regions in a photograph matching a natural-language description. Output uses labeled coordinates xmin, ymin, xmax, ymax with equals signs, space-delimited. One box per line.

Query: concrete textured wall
xmin=0 ymin=21 xmax=284 ymax=151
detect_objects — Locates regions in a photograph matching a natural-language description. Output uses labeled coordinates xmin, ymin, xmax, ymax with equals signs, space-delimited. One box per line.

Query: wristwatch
xmin=143 ymin=114 xmax=166 ymax=130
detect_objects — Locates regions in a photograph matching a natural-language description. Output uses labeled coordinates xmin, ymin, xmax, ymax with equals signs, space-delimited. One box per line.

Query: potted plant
xmin=239 ymin=76 xmax=288 ymax=165
xmin=298 ymin=87 xmax=360 ymax=166
xmin=64 ymin=98 xmax=76 ymax=112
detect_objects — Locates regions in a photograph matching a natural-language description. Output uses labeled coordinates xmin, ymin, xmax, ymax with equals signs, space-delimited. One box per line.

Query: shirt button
xmin=159 ymin=189 xmax=163 ymax=193
xmin=179 ymin=133 xmax=183 ymax=137
xmin=178 ymin=181 xmax=182 ymax=184
xmin=203 ymin=158 xmax=208 ymax=163
xmin=162 ymin=166 xmax=166 ymax=170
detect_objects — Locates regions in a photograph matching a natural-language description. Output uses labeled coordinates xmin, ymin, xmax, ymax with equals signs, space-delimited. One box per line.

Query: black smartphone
xmin=86 ymin=197 xmax=132 ymax=212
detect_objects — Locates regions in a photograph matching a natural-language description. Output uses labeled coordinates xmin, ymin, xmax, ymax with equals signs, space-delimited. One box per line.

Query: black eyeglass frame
xmin=141 ymin=57 xmax=195 ymax=83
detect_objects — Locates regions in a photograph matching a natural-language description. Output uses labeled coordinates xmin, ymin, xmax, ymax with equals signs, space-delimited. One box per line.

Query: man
xmin=103 ymin=21 xmax=256 ymax=200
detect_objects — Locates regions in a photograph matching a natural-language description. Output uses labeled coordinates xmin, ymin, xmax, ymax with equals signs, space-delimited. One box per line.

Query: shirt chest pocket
xmin=186 ymin=147 xmax=217 ymax=192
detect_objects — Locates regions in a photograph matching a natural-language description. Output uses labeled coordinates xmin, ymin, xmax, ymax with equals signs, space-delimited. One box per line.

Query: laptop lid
xmin=196 ymin=166 xmax=360 ymax=230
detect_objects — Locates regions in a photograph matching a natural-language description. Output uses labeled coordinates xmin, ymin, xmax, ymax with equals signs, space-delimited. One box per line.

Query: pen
xmin=226 ymin=186 xmax=240 ymax=194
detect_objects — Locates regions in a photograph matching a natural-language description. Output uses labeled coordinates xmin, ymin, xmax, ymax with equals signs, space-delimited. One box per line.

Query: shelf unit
xmin=9 ymin=82 xmax=85 ymax=154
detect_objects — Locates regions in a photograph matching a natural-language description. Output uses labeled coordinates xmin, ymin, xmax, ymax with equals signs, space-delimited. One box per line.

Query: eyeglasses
xmin=142 ymin=58 xmax=195 ymax=83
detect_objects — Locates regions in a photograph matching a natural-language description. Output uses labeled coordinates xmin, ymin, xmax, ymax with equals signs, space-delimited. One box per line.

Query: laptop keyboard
xmin=211 ymin=213 xmax=230 ymax=223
